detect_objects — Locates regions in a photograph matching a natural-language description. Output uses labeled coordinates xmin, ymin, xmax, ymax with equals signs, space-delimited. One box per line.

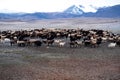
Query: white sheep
xmin=4 ymin=38 xmax=11 ymax=43
xmin=54 ymin=39 xmax=62 ymax=44
xmin=59 ymin=42 xmax=66 ymax=47
xmin=54 ymin=39 xmax=63 ymax=46
xmin=0 ymin=38 xmax=11 ymax=43
xmin=0 ymin=38 xmax=11 ymax=46
xmin=76 ymin=41 xmax=83 ymax=47
xmin=108 ymin=43 xmax=116 ymax=48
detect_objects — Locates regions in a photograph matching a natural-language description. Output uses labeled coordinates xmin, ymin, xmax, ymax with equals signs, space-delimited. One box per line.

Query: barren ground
xmin=0 ymin=42 xmax=120 ymax=80
xmin=0 ymin=17 xmax=120 ymax=33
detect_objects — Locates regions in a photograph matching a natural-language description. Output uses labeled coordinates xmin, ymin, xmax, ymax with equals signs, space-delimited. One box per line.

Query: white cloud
xmin=0 ymin=0 xmax=120 ymax=13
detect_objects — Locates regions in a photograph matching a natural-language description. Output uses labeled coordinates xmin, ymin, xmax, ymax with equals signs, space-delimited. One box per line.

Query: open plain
xmin=0 ymin=18 xmax=120 ymax=80
xmin=0 ymin=17 xmax=120 ymax=33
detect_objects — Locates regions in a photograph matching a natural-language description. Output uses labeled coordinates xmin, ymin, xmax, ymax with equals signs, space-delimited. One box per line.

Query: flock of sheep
xmin=0 ymin=28 xmax=120 ymax=48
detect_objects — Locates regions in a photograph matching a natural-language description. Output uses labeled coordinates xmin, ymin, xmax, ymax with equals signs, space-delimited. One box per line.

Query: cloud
xmin=0 ymin=0 xmax=120 ymax=13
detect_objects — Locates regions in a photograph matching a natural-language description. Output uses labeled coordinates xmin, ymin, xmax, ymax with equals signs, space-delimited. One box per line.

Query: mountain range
xmin=0 ymin=4 xmax=120 ymax=21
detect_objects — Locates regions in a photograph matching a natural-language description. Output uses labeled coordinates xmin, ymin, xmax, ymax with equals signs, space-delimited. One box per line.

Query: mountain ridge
xmin=0 ymin=4 xmax=120 ymax=21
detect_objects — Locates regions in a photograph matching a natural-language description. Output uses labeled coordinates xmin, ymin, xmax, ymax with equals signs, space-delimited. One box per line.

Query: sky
xmin=0 ymin=0 xmax=120 ymax=13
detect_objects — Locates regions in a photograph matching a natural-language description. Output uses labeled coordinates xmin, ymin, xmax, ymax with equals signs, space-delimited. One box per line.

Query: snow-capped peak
xmin=64 ymin=4 xmax=98 ymax=14
xmin=64 ymin=5 xmax=84 ymax=15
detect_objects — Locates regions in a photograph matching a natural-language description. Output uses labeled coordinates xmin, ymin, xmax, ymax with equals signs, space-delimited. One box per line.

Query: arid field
xmin=0 ymin=18 xmax=120 ymax=80
xmin=0 ymin=17 xmax=120 ymax=33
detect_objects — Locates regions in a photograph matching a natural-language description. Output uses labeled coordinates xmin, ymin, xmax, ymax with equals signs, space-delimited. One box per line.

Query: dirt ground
xmin=0 ymin=42 xmax=120 ymax=80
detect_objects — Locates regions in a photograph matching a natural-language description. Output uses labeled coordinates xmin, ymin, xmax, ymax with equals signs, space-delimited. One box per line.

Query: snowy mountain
xmin=64 ymin=5 xmax=84 ymax=15
xmin=0 ymin=4 xmax=120 ymax=21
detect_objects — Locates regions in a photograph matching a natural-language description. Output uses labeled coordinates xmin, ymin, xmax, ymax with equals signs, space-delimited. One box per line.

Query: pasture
xmin=0 ymin=18 xmax=120 ymax=80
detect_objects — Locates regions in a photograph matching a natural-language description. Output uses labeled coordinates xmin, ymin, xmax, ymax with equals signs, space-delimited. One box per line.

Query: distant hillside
xmin=83 ymin=4 xmax=120 ymax=17
xmin=0 ymin=13 xmax=82 ymax=21
xmin=0 ymin=4 xmax=120 ymax=21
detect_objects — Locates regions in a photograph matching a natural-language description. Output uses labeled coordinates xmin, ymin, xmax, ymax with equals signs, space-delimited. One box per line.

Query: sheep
xmin=27 ymin=38 xmax=42 ymax=46
xmin=108 ymin=43 xmax=116 ymax=48
xmin=17 ymin=41 xmax=26 ymax=47
xmin=96 ymin=37 xmax=102 ymax=46
xmin=0 ymin=38 xmax=11 ymax=46
xmin=4 ymin=38 xmax=11 ymax=43
xmin=90 ymin=38 xmax=97 ymax=48
xmin=84 ymin=40 xmax=91 ymax=47
xmin=102 ymin=37 xmax=108 ymax=42
xmin=91 ymin=38 xmax=97 ymax=44
xmin=59 ymin=42 xmax=66 ymax=47
xmin=108 ymin=37 xmax=114 ymax=42
xmin=34 ymin=41 xmax=42 ymax=46
xmin=48 ymin=40 xmax=54 ymax=46
xmin=0 ymin=28 xmax=119 ymax=48
xmin=69 ymin=41 xmax=77 ymax=48
xmin=89 ymin=30 xmax=96 ymax=35
xmin=54 ymin=39 xmax=62 ymax=44
xmin=75 ymin=40 xmax=83 ymax=47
